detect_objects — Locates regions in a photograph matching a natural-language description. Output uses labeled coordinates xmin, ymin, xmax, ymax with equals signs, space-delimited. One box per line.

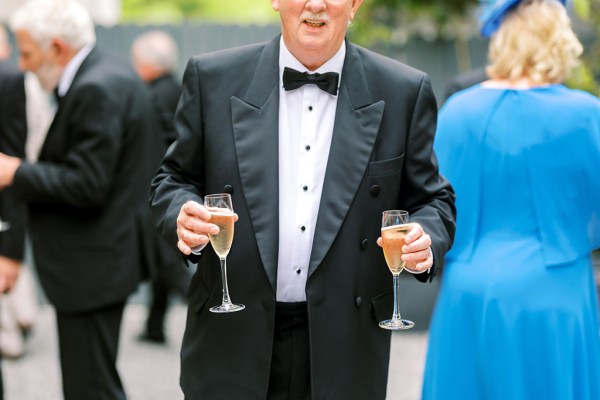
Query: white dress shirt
xmin=56 ymin=44 xmax=94 ymax=97
xmin=276 ymin=39 xmax=345 ymax=302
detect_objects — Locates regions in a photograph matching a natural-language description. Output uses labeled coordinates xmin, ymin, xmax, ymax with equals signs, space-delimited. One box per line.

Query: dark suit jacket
xmin=140 ymin=74 xmax=186 ymax=279
xmin=148 ymin=74 xmax=181 ymax=148
xmin=12 ymin=48 xmax=161 ymax=314
xmin=150 ymin=36 xmax=456 ymax=399
xmin=0 ymin=61 xmax=27 ymax=262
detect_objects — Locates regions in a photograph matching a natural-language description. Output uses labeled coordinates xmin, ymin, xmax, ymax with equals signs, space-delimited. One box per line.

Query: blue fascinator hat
xmin=480 ymin=0 xmax=568 ymax=37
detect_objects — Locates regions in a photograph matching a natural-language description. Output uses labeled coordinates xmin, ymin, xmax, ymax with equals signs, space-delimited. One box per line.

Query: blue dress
xmin=422 ymin=84 xmax=600 ymax=400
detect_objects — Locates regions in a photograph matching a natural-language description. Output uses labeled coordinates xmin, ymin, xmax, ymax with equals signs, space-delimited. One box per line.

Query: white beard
xmin=35 ymin=61 xmax=62 ymax=93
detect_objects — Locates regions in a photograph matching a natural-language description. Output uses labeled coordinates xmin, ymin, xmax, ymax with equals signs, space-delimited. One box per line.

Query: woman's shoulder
xmin=439 ymin=85 xmax=501 ymax=119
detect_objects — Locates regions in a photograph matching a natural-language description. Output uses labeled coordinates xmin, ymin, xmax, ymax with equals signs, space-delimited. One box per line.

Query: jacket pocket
xmin=367 ymin=154 xmax=404 ymax=177
xmin=370 ymin=291 xmax=393 ymax=323
xmin=188 ymin=277 xmax=210 ymax=313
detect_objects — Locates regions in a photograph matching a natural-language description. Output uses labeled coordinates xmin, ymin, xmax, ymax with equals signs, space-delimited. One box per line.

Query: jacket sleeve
xmin=0 ymin=68 xmax=27 ymax=261
xmin=400 ymin=74 xmax=456 ymax=282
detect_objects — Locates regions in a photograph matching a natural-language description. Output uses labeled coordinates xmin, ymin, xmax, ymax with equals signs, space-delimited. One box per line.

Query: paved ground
xmin=4 ymin=252 xmax=599 ymax=400
xmin=2 ymin=295 xmax=428 ymax=400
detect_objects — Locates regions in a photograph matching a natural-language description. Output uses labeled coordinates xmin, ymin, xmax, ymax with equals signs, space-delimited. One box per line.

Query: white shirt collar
xmin=56 ymin=44 xmax=95 ymax=97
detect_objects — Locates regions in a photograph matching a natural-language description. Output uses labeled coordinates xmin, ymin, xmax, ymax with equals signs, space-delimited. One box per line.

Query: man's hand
xmin=176 ymin=200 xmax=238 ymax=255
xmin=0 ymin=255 xmax=21 ymax=293
xmin=0 ymin=152 xmax=21 ymax=189
xmin=377 ymin=222 xmax=433 ymax=273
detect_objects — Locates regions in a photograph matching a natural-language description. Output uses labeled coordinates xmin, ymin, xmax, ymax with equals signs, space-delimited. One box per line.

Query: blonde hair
xmin=486 ymin=0 xmax=582 ymax=84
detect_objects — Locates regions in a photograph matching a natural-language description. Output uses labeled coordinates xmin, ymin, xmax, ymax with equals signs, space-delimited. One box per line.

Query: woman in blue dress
xmin=422 ymin=0 xmax=600 ymax=399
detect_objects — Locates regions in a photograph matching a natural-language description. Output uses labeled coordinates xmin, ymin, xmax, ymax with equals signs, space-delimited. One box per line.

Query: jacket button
xmin=361 ymin=239 xmax=368 ymax=250
xmin=355 ymin=297 xmax=362 ymax=307
xmin=223 ymin=185 xmax=233 ymax=194
xmin=369 ymin=185 xmax=380 ymax=196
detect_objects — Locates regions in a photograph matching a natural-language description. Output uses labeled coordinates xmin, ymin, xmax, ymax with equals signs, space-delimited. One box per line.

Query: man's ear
xmin=272 ymin=0 xmax=280 ymax=12
xmin=350 ymin=0 xmax=364 ymax=20
xmin=49 ymin=38 xmax=72 ymax=66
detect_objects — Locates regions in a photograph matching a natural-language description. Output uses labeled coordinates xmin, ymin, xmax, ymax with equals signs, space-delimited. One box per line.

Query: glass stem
xmin=391 ymin=273 xmax=402 ymax=323
xmin=219 ymin=257 xmax=232 ymax=306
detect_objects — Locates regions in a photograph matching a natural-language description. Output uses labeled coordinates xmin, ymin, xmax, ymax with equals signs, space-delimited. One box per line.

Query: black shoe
xmin=137 ymin=331 xmax=166 ymax=344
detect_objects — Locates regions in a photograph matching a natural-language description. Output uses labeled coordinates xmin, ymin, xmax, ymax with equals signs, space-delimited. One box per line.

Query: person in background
xmin=149 ymin=0 xmax=456 ymax=398
xmin=0 ymin=23 xmax=27 ymax=400
xmin=423 ymin=0 xmax=600 ymax=399
xmin=442 ymin=66 xmax=487 ymax=104
xmin=0 ymin=24 xmax=43 ymax=363
xmin=131 ymin=30 xmax=190 ymax=344
xmin=0 ymin=1 xmax=161 ymax=399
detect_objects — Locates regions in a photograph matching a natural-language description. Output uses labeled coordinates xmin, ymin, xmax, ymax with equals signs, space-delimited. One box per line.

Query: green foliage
xmin=121 ymin=0 xmax=277 ymax=24
xmin=351 ymin=0 xmax=480 ymax=46
xmin=569 ymin=0 xmax=600 ymax=96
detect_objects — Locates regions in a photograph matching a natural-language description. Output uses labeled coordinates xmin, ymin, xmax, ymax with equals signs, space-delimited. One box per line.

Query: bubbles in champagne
xmin=381 ymin=224 xmax=410 ymax=274
xmin=207 ymin=209 xmax=234 ymax=258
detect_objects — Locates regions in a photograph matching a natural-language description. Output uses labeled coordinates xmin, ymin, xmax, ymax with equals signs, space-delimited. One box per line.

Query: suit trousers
xmin=56 ymin=301 xmax=126 ymax=400
xmin=145 ymin=260 xmax=190 ymax=339
xmin=267 ymin=302 xmax=311 ymax=400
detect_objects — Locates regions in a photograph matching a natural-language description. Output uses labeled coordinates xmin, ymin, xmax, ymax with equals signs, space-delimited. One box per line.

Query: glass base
xmin=379 ymin=318 xmax=414 ymax=330
xmin=210 ymin=303 xmax=245 ymax=313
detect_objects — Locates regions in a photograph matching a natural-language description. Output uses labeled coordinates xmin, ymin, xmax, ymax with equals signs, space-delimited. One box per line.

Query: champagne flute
xmin=379 ymin=210 xmax=414 ymax=330
xmin=204 ymin=193 xmax=244 ymax=313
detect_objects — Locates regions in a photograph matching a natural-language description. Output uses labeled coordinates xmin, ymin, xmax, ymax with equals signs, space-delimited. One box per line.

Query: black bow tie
xmin=282 ymin=67 xmax=339 ymax=96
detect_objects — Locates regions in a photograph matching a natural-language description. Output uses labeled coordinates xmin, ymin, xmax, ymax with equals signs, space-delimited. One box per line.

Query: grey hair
xmin=132 ymin=30 xmax=179 ymax=73
xmin=9 ymin=0 xmax=96 ymax=50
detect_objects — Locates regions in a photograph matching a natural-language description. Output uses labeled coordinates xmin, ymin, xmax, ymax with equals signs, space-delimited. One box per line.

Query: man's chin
xmin=34 ymin=72 xmax=60 ymax=93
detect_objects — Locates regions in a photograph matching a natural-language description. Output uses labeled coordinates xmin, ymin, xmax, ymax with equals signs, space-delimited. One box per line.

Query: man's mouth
xmin=304 ymin=20 xmax=326 ymax=27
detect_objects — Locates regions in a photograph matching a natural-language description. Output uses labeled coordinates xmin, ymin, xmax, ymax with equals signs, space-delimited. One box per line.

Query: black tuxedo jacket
xmin=150 ymin=37 xmax=456 ymax=399
xmin=0 ymin=61 xmax=27 ymax=262
xmin=13 ymin=48 xmax=161 ymax=313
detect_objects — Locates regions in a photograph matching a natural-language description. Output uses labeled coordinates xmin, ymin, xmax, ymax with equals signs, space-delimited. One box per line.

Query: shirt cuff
xmin=190 ymin=243 xmax=207 ymax=255
xmin=404 ymin=250 xmax=433 ymax=275
xmin=404 ymin=266 xmax=430 ymax=275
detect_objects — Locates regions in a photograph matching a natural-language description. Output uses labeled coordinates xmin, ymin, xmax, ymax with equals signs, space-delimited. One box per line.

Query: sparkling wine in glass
xmin=204 ymin=193 xmax=244 ymax=313
xmin=379 ymin=210 xmax=414 ymax=330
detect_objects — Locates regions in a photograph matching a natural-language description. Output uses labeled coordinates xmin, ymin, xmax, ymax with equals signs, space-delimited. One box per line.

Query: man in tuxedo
xmin=0 ymin=31 xmax=27 ymax=400
xmin=150 ymin=0 xmax=456 ymax=398
xmin=131 ymin=30 xmax=189 ymax=344
xmin=0 ymin=1 xmax=160 ymax=399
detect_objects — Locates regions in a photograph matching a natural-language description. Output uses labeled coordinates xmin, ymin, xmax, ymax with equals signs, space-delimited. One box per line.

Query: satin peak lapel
xmin=231 ymin=39 xmax=280 ymax=291
xmin=309 ymin=44 xmax=384 ymax=277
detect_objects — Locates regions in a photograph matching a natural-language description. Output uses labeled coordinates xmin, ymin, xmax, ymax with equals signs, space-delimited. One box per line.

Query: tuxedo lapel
xmin=231 ymin=38 xmax=280 ymax=291
xmin=308 ymin=42 xmax=384 ymax=277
